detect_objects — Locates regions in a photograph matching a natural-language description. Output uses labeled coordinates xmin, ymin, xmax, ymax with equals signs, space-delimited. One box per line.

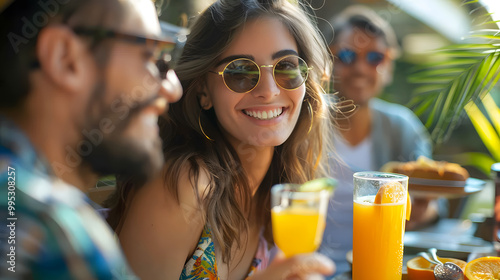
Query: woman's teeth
xmin=244 ymin=108 xmax=283 ymax=120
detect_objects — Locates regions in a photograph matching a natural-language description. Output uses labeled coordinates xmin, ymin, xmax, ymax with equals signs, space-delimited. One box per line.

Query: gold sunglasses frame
xmin=212 ymin=54 xmax=313 ymax=94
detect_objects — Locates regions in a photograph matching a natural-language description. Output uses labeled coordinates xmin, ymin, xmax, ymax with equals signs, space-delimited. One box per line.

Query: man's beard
xmin=83 ymin=134 xmax=163 ymax=185
xmin=79 ymin=81 xmax=164 ymax=184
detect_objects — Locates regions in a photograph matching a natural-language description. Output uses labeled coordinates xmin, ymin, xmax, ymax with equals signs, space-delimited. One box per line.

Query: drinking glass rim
xmin=270 ymin=183 xmax=332 ymax=200
xmin=353 ymin=171 xmax=408 ymax=181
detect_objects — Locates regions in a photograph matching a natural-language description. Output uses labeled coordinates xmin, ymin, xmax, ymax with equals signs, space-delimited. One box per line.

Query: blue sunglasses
xmin=336 ymin=49 xmax=386 ymax=66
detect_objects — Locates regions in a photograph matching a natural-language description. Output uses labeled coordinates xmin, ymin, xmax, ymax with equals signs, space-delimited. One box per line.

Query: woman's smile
xmin=242 ymin=107 xmax=284 ymax=120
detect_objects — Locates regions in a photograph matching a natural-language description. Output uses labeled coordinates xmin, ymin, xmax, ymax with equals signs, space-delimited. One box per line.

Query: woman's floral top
xmin=180 ymin=226 xmax=272 ymax=280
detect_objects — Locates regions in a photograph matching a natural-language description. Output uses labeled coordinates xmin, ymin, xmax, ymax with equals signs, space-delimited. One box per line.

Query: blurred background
xmin=156 ymin=0 xmax=500 ymax=219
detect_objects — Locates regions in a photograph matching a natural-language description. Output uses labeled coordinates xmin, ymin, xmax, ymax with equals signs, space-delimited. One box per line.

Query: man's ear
xmin=36 ymin=26 xmax=95 ymax=94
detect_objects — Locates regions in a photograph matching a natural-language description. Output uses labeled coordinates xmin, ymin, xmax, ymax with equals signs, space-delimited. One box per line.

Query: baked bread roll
xmin=381 ymin=156 xmax=469 ymax=181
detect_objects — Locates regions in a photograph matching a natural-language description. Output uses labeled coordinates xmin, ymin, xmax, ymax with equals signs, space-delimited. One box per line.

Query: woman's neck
xmin=236 ymin=144 xmax=274 ymax=194
xmin=338 ymin=104 xmax=372 ymax=146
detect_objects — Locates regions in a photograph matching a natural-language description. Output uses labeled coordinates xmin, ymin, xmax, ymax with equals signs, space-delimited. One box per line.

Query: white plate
xmin=404 ymin=231 xmax=494 ymax=259
xmin=408 ymin=177 xmax=486 ymax=199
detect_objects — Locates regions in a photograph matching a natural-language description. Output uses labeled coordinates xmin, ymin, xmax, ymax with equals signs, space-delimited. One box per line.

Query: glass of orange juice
xmin=352 ymin=172 xmax=409 ymax=280
xmin=271 ymin=179 xmax=335 ymax=257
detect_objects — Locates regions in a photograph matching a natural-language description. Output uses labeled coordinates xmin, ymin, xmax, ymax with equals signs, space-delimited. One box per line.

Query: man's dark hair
xmin=327 ymin=5 xmax=400 ymax=57
xmin=0 ymin=0 xmax=124 ymax=109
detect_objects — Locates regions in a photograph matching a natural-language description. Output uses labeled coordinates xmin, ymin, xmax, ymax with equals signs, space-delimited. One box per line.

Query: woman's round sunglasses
xmin=210 ymin=55 xmax=311 ymax=93
xmin=336 ymin=49 xmax=386 ymax=66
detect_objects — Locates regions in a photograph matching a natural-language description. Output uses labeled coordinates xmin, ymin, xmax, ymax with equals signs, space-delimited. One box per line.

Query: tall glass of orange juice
xmin=271 ymin=180 xmax=335 ymax=257
xmin=352 ymin=172 xmax=409 ymax=280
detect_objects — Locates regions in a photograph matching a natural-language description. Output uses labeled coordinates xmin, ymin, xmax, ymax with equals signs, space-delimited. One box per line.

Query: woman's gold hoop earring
xmin=199 ymin=112 xmax=214 ymax=141
xmin=306 ymin=100 xmax=313 ymax=134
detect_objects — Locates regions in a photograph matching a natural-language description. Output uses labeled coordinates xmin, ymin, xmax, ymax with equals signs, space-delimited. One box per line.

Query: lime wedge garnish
xmin=299 ymin=177 xmax=337 ymax=193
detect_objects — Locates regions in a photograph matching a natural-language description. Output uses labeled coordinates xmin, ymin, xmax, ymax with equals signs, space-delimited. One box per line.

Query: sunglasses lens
xmin=223 ymin=59 xmax=259 ymax=93
xmin=337 ymin=49 xmax=356 ymax=65
xmin=274 ymin=56 xmax=308 ymax=90
xmin=367 ymin=51 xmax=385 ymax=66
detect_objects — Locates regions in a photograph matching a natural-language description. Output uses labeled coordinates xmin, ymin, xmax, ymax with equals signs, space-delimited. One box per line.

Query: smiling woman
xmin=105 ymin=0 xmax=337 ymax=279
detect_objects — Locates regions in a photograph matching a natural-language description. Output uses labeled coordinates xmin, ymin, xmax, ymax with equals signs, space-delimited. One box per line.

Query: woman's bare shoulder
xmin=171 ymin=161 xmax=212 ymax=222
xmin=129 ymin=161 xmax=211 ymax=228
xmin=117 ymin=162 xmax=211 ymax=279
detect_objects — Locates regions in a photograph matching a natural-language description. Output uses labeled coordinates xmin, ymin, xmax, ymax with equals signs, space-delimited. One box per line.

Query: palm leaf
xmin=409 ymin=32 xmax=500 ymax=143
xmin=465 ymin=101 xmax=500 ymax=160
xmin=482 ymin=93 xmax=500 ymax=136
xmin=412 ymin=58 xmax=484 ymax=71
xmin=461 ymin=0 xmax=479 ymax=5
xmin=411 ymin=84 xmax=449 ymax=96
xmin=470 ymin=35 xmax=500 ymax=40
xmin=439 ymin=43 xmax=497 ymax=50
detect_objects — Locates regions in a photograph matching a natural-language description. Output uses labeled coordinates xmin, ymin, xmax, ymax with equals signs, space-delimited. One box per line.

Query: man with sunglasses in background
xmin=0 ymin=0 xmax=183 ymax=278
xmin=320 ymin=5 xmax=437 ymax=276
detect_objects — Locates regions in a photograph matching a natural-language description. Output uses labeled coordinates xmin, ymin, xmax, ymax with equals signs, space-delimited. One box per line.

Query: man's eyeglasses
xmin=209 ymin=55 xmax=311 ymax=94
xmin=336 ymin=49 xmax=386 ymax=67
xmin=72 ymin=27 xmax=178 ymax=79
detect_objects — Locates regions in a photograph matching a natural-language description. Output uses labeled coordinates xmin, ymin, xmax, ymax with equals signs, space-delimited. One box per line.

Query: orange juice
xmin=352 ymin=195 xmax=406 ymax=280
xmin=272 ymin=205 xmax=325 ymax=257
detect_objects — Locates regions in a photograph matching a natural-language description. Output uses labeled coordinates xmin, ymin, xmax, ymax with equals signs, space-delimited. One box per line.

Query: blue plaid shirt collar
xmin=0 ymin=114 xmax=52 ymax=177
